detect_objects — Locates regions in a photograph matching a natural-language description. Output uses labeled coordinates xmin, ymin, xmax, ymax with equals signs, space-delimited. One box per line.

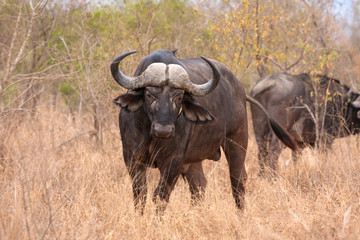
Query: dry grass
xmin=1 ymin=103 xmax=360 ymax=240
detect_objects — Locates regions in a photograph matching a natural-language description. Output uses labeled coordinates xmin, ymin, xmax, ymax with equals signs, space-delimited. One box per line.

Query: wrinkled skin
xmin=250 ymin=73 xmax=360 ymax=176
xmin=114 ymin=50 xmax=248 ymax=213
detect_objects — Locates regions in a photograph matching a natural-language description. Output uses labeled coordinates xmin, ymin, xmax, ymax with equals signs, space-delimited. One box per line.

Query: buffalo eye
xmin=174 ymin=94 xmax=183 ymax=104
xmin=145 ymin=92 xmax=156 ymax=103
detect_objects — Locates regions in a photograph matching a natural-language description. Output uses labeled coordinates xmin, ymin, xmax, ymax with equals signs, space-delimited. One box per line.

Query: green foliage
xmin=34 ymin=0 xmax=215 ymax=114
xmin=118 ymin=0 xmax=209 ymax=54
xmin=59 ymin=83 xmax=75 ymax=96
xmin=211 ymin=0 xmax=340 ymax=86
xmin=0 ymin=0 xmax=353 ymax=113
xmin=58 ymin=82 xmax=79 ymax=111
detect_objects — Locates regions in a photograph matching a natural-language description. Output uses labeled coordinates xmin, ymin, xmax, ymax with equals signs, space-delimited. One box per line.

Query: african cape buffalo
xmin=250 ymin=73 xmax=360 ymax=176
xmin=111 ymin=50 xmax=297 ymax=213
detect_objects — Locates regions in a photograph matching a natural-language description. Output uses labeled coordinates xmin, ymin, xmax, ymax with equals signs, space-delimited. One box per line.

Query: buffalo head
xmin=349 ymin=93 xmax=360 ymax=132
xmin=111 ymin=51 xmax=221 ymax=139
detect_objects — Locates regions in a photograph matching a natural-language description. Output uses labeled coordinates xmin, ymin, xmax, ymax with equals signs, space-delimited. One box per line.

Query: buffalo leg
xmin=125 ymin=161 xmax=147 ymax=215
xmin=183 ymin=162 xmax=207 ymax=205
xmin=152 ymin=158 xmax=182 ymax=213
xmin=268 ymin=137 xmax=280 ymax=170
xmin=223 ymin=135 xmax=248 ymax=210
xmin=253 ymin=119 xmax=271 ymax=177
xmin=256 ymin=138 xmax=270 ymax=177
xmin=267 ymin=136 xmax=282 ymax=177
xmin=291 ymin=149 xmax=302 ymax=163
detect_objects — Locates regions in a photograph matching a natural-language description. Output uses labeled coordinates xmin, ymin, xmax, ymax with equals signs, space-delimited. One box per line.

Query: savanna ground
xmin=2 ymin=0 xmax=360 ymax=239
xmin=1 ymin=100 xmax=359 ymax=239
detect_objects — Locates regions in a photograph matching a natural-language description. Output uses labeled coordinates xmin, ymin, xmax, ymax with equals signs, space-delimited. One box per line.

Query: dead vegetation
xmin=0 ymin=102 xmax=359 ymax=239
xmin=1 ymin=0 xmax=360 ymax=239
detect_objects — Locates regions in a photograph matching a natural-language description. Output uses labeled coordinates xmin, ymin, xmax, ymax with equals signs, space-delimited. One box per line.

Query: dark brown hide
xmin=111 ymin=50 xmax=297 ymax=213
xmin=250 ymin=73 xmax=360 ymax=176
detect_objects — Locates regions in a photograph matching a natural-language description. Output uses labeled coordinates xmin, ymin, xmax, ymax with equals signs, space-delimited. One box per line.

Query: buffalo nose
xmin=152 ymin=123 xmax=175 ymax=139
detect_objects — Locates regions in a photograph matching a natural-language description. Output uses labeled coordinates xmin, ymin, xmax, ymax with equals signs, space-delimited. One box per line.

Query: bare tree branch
xmin=1 ymin=0 xmax=50 ymax=109
xmin=3 ymin=0 xmax=25 ymax=91
xmin=261 ymin=55 xmax=287 ymax=72
xmin=286 ymin=50 xmax=304 ymax=71
xmin=11 ymin=0 xmax=50 ymax=76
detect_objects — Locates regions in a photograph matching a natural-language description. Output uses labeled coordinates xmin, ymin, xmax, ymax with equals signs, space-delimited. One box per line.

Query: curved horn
xmin=346 ymin=89 xmax=352 ymax=97
xmin=351 ymin=95 xmax=360 ymax=108
xmin=188 ymin=56 xmax=221 ymax=96
xmin=110 ymin=50 xmax=139 ymax=89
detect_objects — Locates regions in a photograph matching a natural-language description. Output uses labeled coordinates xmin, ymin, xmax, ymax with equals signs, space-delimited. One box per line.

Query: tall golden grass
xmin=0 ymin=101 xmax=359 ymax=239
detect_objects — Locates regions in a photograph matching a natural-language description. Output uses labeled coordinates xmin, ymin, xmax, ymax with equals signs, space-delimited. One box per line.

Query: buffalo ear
xmin=113 ymin=90 xmax=144 ymax=111
xmin=182 ymin=95 xmax=215 ymax=123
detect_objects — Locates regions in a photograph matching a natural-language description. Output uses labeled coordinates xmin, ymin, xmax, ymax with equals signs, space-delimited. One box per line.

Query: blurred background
xmin=1 ymin=1 xmax=360 ymax=239
xmin=1 ymin=0 xmax=360 ymax=130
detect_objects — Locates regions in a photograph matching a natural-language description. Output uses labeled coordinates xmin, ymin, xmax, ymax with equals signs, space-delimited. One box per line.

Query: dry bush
xmin=0 ymin=101 xmax=359 ymax=240
xmin=1 ymin=1 xmax=359 ymax=238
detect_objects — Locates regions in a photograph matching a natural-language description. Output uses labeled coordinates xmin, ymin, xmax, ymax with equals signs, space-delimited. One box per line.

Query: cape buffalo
xmin=111 ymin=50 xmax=297 ymax=213
xmin=250 ymin=73 xmax=360 ymax=176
